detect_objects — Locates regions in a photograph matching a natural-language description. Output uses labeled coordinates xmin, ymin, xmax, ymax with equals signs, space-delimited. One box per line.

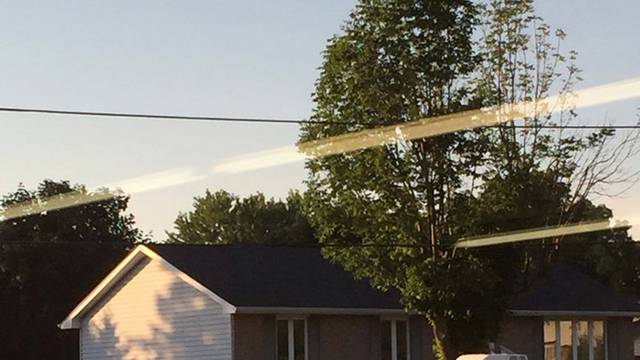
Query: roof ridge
xmin=147 ymin=243 xmax=320 ymax=248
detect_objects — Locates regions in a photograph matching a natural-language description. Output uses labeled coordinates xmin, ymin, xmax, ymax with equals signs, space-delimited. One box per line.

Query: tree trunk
xmin=431 ymin=316 xmax=457 ymax=360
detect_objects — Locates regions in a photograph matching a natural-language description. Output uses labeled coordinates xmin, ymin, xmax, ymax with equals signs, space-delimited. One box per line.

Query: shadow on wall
xmin=84 ymin=272 xmax=230 ymax=359
xmin=86 ymin=316 xmax=123 ymax=359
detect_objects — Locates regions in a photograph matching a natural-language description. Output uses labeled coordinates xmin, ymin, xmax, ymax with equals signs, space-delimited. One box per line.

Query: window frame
xmin=543 ymin=318 xmax=607 ymax=360
xmin=381 ymin=317 xmax=411 ymax=360
xmin=276 ymin=315 xmax=308 ymax=360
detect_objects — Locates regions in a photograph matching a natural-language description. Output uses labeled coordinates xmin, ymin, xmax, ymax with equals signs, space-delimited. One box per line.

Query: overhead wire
xmin=0 ymin=106 xmax=637 ymax=129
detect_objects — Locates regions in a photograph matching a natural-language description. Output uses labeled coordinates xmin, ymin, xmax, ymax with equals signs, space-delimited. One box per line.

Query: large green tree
xmin=0 ymin=180 xmax=143 ymax=359
xmin=301 ymin=1 xmax=489 ymax=357
xmin=166 ymin=190 xmax=315 ymax=245
xmin=301 ymin=0 xmax=638 ymax=358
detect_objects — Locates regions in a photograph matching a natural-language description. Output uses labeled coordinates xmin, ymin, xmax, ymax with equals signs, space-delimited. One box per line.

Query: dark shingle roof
xmin=510 ymin=264 xmax=640 ymax=314
xmin=147 ymin=245 xmax=640 ymax=314
xmin=148 ymin=244 xmax=402 ymax=309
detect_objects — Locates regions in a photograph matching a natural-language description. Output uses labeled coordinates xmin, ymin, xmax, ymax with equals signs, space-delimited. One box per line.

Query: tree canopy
xmin=300 ymin=0 xmax=639 ymax=358
xmin=0 ymin=179 xmax=142 ymax=359
xmin=166 ymin=190 xmax=315 ymax=245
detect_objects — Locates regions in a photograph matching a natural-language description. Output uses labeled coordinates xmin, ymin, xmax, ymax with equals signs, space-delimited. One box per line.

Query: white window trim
xmin=545 ymin=319 xmax=608 ymax=360
xmin=554 ymin=320 xmax=561 ymax=357
xmin=381 ymin=317 xmax=411 ymax=360
xmin=604 ymin=321 xmax=608 ymax=359
xmin=588 ymin=321 xmax=593 ymax=360
xmin=571 ymin=321 xmax=578 ymax=357
xmin=276 ymin=316 xmax=308 ymax=360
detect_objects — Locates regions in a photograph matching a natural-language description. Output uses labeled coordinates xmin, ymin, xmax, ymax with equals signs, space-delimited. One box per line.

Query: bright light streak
xmin=211 ymin=146 xmax=306 ymax=174
xmin=102 ymin=167 xmax=205 ymax=194
xmin=212 ymin=77 xmax=640 ymax=173
xmin=1 ymin=168 xmax=206 ymax=222
xmin=570 ymin=77 xmax=640 ymax=108
xmin=454 ymin=218 xmax=631 ymax=249
xmin=4 ymin=78 xmax=639 ymax=220
xmin=300 ymin=77 xmax=640 ymax=158
xmin=0 ymin=191 xmax=116 ymax=221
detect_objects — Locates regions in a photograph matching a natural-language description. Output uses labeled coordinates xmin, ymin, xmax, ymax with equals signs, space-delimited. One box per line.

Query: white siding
xmin=80 ymin=257 xmax=232 ymax=360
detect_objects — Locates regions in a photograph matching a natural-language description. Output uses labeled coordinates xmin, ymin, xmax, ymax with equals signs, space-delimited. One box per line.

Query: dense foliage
xmin=166 ymin=190 xmax=315 ymax=245
xmin=0 ymin=180 xmax=142 ymax=359
xmin=301 ymin=0 xmax=638 ymax=358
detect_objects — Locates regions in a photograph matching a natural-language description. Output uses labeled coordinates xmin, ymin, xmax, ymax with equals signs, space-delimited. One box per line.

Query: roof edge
xmin=59 ymin=244 xmax=237 ymax=330
xmin=59 ymin=245 xmax=150 ymax=329
xmin=236 ymin=306 xmax=414 ymax=315
xmin=510 ymin=310 xmax=640 ymax=317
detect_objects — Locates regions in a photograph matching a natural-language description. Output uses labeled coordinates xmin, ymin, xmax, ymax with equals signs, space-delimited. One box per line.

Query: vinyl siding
xmin=80 ymin=257 xmax=232 ymax=360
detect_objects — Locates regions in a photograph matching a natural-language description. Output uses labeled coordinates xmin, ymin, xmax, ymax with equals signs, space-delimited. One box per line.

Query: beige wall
xmin=81 ymin=257 xmax=232 ymax=360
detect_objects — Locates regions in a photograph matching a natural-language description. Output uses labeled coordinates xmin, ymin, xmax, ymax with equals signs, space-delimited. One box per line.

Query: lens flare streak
xmin=454 ymin=219 xmax=631 ymax=248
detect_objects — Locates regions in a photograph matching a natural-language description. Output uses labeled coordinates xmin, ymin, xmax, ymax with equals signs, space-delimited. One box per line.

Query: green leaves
xmin=303 ymin=1 xmax=488 ymax=357
xmin=0 ymin=179 xmax=142 ymax=244
xmin=166 ymin=190 xmax=315 ymax=245
xmin=0 ymin=180 xmax=140 ymax=358
xmin=301 ymin=0 xmax=637 ymax=358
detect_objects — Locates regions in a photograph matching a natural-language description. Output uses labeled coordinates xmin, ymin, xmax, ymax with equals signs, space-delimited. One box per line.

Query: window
xmin=560 ymin=321 xmax=573 ymax=360
xmin=575 ymin=321 xmax=588 ymax=359
xmin=543 ymin=320 xmax=558 ymax=360
xmin=543 ymin=320 xmax=607 ymax=360
xmin=276 ymin=318 xmax=307 ymax=360
xmin=381 ymin=319 xmax=410 ymax=360
xmin=591 ymin=321 xmax=606 ymax=360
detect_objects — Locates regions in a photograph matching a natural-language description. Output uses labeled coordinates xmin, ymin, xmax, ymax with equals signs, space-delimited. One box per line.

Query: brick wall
xmin=232 ymin=314 xmax=433 ymax=360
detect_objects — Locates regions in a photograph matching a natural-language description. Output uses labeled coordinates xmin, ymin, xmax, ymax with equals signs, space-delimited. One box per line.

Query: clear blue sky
xmin=1 ymin=0 xmax=638 ymax=239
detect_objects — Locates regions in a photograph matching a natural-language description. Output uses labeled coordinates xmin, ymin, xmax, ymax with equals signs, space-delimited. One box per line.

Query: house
xmin=60 ymin=244 xmax=640 ymax=360
xmin=502 ymin=264 xmax=640 ymax=360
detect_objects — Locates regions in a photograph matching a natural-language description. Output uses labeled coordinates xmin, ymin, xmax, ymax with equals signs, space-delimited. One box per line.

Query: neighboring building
xmin=60 ymin=245 xmax=640 ymax=360
xmin=503 ymin=264 xmax=640 ymax=360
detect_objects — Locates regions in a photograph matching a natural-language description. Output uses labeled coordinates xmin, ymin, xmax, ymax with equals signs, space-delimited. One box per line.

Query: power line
xmin=1 ymin=238 xmax=636 ymax=248
xmin=509 ymin=124 xmax=640 ymax=129
xmin=0 ymin=106 xmax=638 ymax=130
xmin=0 ymin=240 xmax=423 ymax=248
xmin=0 ymin=107 xmax=305 ymax=125
xmin=0 ymin=240 xmax=134 ymax=247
